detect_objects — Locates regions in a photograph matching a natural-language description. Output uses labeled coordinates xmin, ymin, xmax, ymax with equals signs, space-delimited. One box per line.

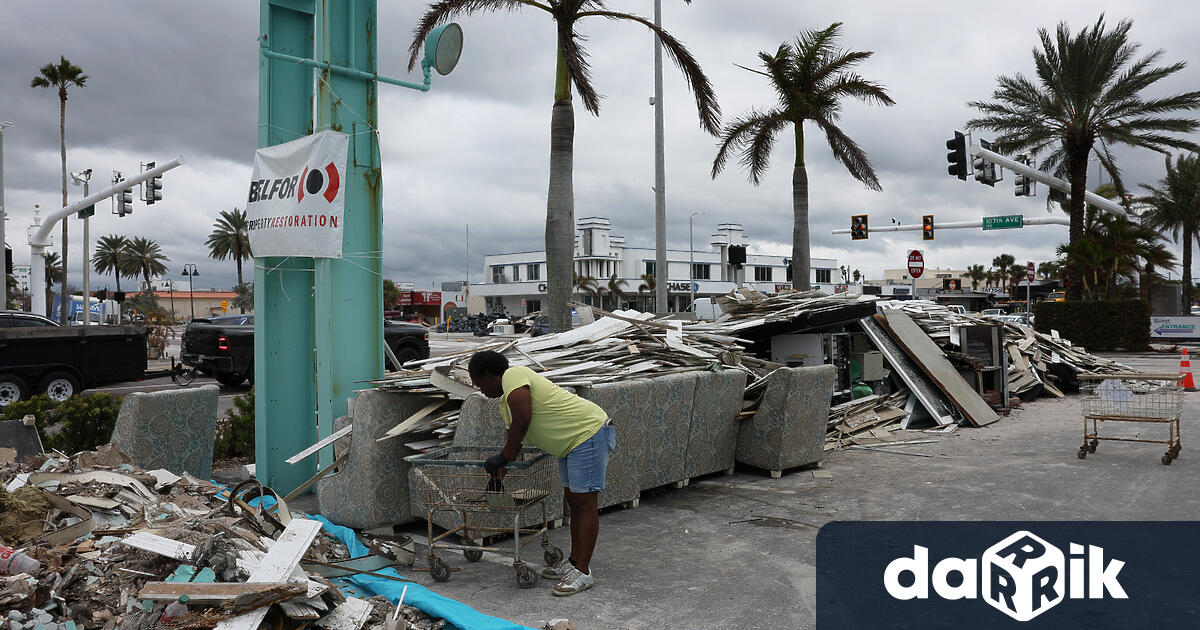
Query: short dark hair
xmin=468 ymin=350 xmax=509 ymax=378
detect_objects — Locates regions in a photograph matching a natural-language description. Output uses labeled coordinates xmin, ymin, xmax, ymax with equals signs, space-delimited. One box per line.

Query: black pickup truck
xmin=180 ymin=315 xmax=430 ymax=386
xmin=0 ymin=313 xmax=149 ymax=405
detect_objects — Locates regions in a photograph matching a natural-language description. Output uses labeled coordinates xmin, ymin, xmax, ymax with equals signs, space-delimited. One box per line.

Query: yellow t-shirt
xmin=499 ymin=366 xmax=607 ymax=458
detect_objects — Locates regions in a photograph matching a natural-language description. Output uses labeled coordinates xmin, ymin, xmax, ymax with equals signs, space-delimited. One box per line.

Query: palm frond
xmin=813 ymin=116 xmax=881 ymax=190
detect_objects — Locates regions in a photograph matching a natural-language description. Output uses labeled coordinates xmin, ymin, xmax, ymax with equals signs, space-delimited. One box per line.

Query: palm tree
xmin=410 ymin=1 xmax=719 ymax=333
xmin=31 ymin=56 xmax=88 ymax=324
xmin=572 ymin=271 xmax=598 ymax=304
xmin=967 ymin=15 xmax=1200 ymax=300
xmin=992 ymin=254 xmax=1015 ymax=293
xmin=1037 ymin=261 xmax=1062 ymax=280
xmin=206 ymin=208 xmax=253 ymax=286
xmin=604 ymin=273 xmax=628 ymax=310
xmin=120 ymin=237 xmax=170 ymax=292
xmin=1007 ymin=262 xmax=1029 ymax=295
xmin=1140 ymin=154 xmax=1200 ymax=312
xmin=42 ymin=251 xmax=64 ymax=317
xmin=637 ymin=272 xmax=656 ymax=311
xmin=965 ymin=264 xmax=987 ymax=290
xmin=92 ymin=234 xmax=131 ymax=293
xmin=712 ymin=23 xmax=894 ymax=291
xmin=852 ymin=269 xmax=861 ymax=283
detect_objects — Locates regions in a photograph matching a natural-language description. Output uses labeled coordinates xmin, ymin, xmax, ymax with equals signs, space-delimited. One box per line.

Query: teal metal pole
xmin=255 ymin=0 xmax=318 ymax=493
xmin=312 ymin=0 xmax=383 ymax=470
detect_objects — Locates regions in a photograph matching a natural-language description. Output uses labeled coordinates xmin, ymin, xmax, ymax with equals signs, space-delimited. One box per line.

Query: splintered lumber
xmin=120 ymin=532 xmax=197 ymax=561
xmin=315 ymin=598 xmax=372 ymax=630
xmin=137 ymin=582 xmax=304 ymax=603
xmin=287 ymin=424 xmax=352 ymax=464
xmin=215 ymin=519 xmax=323 ymax=630
xmin=880 ymin=310 xmax=998 ymax=427
xmin=377 ymin=399 xmax=449 ymax=443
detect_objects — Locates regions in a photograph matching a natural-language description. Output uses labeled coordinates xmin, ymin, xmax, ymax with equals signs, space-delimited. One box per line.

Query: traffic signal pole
xmin=971 ymin=145 xmax=1127 ymax=216
xmin=28 ymin=157 xmax=185 ymax=316
xmin=832 ymin=215 xmax=1068 ymax=236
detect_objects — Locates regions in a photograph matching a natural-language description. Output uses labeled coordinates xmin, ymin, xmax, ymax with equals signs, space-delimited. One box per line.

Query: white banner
xmin=246 ymin=130 xmax=348 ymax=258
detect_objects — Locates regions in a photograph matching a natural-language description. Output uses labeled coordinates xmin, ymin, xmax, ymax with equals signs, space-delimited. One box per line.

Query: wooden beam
xmin=137 ymin=582 xmax=303 ymax=603
xmin=215 ymin=519 xmax=323 ymax=630
xmin=376 ymin=399 xmax=449 ymax=443
xmin=286 ymin=424 xmax=353 ymax=465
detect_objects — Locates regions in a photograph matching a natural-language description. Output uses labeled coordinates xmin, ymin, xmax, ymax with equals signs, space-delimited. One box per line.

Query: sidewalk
xmin=389 ymin=351 xmax=1200 ymax=629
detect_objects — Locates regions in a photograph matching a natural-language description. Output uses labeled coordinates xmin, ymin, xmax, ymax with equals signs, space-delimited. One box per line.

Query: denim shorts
xmin=559 ymin=421 xmax=616 ymax=493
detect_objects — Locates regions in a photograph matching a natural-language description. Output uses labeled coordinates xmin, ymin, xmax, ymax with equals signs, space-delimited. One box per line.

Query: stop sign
xmin=1027 ymin=261 xmax=1035 ymax=282
xmin=908 ymin=250 xmax=924 ymax=279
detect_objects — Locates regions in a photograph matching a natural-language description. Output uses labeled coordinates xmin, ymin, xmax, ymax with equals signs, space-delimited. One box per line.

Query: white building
xmin=473 ymin=216 xmax=840 ymax=315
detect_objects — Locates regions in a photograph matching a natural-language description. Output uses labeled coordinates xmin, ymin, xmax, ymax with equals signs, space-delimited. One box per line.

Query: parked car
xmin=1046 ymin=291 xmax=1066 ymax=302
xmin=181 ymin=315 xmax=430 ymax=386
xmin=981 ymin=308 xmax=1004 ymax=318
xmin=530 ymin=312 xmax=583 ymax=337
xmin=945 ymin=305 xmax=966 ymax=316
xmin=995 ymin=313 xmax=1034 ymax=326
xmin=0 ymin=310 xmax=60 ymax=328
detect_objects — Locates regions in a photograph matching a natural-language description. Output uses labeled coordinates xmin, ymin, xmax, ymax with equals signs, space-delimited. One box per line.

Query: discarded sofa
xmin=316 ymin=389 xmax=424 ymax=529
xmin=735 ymin=365 xmax=836 ymax=477
xmin=108 ymin=384 xmax=219 ymax=480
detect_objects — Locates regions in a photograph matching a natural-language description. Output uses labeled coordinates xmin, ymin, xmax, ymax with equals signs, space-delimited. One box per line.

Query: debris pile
xmin=0 ymin=446 xmax=451 ymax=630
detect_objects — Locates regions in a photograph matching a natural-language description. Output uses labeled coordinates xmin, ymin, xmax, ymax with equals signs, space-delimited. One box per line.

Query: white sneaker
xmin=552 ymin=567 xmax=595 ymax=596
xmin=541 ymin=559 xmax=571 ymax=580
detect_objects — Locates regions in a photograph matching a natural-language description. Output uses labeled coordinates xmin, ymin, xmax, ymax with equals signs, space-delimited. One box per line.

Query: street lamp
xmin=689 ymin=210 xmax=704 ymax=311
xmin=70 ymin=168 xmax=93 ymax=325
xmin=181 ymin=264 xmax=199 ymax=320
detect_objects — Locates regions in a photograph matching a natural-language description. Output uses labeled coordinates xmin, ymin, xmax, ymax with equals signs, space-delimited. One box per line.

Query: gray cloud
xmin=3 ymin=0 xmax=1199 ymax=296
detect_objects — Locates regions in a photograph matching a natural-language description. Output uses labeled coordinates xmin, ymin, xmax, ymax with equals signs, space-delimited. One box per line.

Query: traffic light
xmin=946 ymin=132 xmax=967 ymax=180
xmin=118 ymin=188 xmax=134 ymax=216
xmin=850 ymin=215 xmax=869 ymax=240
xmin=113 ymin=291 xmax=126 ymax=303
xmin=973 ymin=139 xmax=998 ymax=187
xmin=144 ymin=161 xmax=162 ymax=205
xmin=1013 ymin=153 xmax=1033 ymax=197
xmin=728 ymin=245 xmax=746 ymax=266
xmin=94 ymin=289 xmax=108 ymax=301
xmin=922 ymin=214 xmax=934 ymax=240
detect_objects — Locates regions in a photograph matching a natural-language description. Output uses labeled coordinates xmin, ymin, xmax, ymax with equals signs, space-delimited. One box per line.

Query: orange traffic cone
xmin=1180 ymin=349 xmax=1198 ymax=392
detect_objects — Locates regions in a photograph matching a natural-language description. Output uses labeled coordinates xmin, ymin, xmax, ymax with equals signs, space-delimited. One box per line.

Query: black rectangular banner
xmin=817 ymin=521 xmax=1200 ymax=628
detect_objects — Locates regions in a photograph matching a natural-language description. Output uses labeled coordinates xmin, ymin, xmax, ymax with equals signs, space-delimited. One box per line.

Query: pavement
xmin=371 ymin=348 xmax=1200 ymax=630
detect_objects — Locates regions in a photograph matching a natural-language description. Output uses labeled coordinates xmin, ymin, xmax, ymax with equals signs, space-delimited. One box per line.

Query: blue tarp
xmin=311 ymin=515 xmax=537 ymax=630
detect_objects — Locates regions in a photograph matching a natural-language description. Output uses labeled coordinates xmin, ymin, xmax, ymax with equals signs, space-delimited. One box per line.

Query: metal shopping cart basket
xmin=1077 ymin=373 xmax=1184 ymax=465
xmin=406 ymin=446 xmax=562 ymax=588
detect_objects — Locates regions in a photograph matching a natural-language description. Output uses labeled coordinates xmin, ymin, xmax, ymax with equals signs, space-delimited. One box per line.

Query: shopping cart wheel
xmin=464 ymin=548 xmax=484 ymax=562
xmin=1077 ymin=447 xmax=1087 ymax=460
xmin=516 ymin=564 xmax=539 ymax=589
xmin=1088 ymin=440 xmax=1098 ymax=453
xmin=544 ymin=545 xmax=564 ymax=566
xmin=1162 ymin=453 xmax=1173 ymax=466
xmin=430 ymin=558 xmax=452 ymax=582
xmin=1171 ymin=444 xmax=1182 ymax=456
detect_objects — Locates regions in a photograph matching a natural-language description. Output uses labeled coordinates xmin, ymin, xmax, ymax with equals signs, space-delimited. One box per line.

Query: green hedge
xmin=1034 ymin=300 xmax=1150 ymax=351
xmin=0 ymin=393 xmax=123 ymax=455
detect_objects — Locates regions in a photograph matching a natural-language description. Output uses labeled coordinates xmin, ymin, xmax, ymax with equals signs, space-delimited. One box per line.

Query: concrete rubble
xmin=0 ymin=445 xmax=444 ymax=630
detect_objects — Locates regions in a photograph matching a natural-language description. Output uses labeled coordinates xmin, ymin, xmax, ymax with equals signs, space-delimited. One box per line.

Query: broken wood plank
xmin=282 ymin=452 xmax=349 ymax=502
xmin=377 ymin=399 xmax=450 ymax=443
xmin=137 ymin=582 xmax=304 ymax=603
xmin=315 ymin=598 xmax=372 ymax=630
xmin=287 ymin=424 xmax=353 ymax=465
xmin=120 ymin=532 xmax=197 ymax=561
xmin=215 ymin=519 xmax=323 ymax=630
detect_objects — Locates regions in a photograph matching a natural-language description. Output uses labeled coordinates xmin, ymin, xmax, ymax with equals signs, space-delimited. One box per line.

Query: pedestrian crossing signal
xmin=922 ymin=215 xmax=934 ymax=240
xmin=851 ymin=215 xmax=868 ymax=240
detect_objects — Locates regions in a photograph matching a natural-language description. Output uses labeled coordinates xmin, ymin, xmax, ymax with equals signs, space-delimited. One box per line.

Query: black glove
xmin=484 ymin=452 xmax=509 ymax=476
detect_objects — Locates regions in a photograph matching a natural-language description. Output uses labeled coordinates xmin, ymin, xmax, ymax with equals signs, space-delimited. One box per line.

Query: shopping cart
xmin=1077 ymin=373 xmax=1184 ymax=465
xmin=406 ymin=446 xmax=563 ymax=588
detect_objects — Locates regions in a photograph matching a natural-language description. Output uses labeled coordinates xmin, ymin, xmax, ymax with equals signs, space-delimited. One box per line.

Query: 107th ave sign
xmin=982 ymin=215 xmax=1024 ymax=230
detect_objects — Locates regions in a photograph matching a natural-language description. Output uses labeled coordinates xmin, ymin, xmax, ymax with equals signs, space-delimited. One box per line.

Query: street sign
xmin=1026 ymin=262 xmax=1035 ymax=282
xmin=907 ymin=250 xmax=924 ymax=279
xmin=77 ymin=204 xmax=95 ymax=219
xmin=982 ymin=215 xmax=1023 ymax=230
xmin=220 ymin=300 xmax=230 ymax=311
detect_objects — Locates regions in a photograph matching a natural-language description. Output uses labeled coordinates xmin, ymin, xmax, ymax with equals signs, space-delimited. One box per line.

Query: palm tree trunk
xmin=58 ymin=91 xmax=69 ymax=324
xmin=1183 ymin=225 xmax=1194 ymax=314
xmin=1066 ymin=150 xmax=1089 ymax=301
xmin=236 ymin=257 xmax=245 ymax=313
xmin=545 ymin=49 xmax=575 ymax=333
xmin=792 ymin=125 xmax=811 ymax=291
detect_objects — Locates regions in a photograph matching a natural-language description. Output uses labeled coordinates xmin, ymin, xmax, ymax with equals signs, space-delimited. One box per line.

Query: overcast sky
xmin=4 ymin=1 xmax=1199 ymax=293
